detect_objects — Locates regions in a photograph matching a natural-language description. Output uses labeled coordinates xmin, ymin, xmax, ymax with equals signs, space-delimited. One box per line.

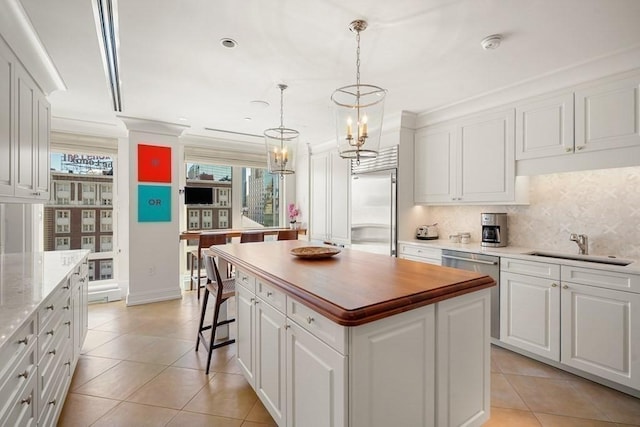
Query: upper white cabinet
xmin=309 ymin=150 xmax=350 ymax=245
xmin=515 ymin=92 xmax=574 ymax=160
xmin=0 ymin=37 xmax=50 ymax=203
xmin=415 ymin=108 xmax=516 ymax=204
xmin=575 ymin=76 xmax=640 ymax=152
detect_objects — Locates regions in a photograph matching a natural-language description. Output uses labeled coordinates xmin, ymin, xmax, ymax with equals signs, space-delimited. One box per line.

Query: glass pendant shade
xmin=265 ymin=84 xmax=299 ymax=177
xmin=332 ymin=84 xmax=385 ymax=162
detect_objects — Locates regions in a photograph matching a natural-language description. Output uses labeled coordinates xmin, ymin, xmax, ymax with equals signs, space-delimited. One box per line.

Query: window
xmin=82 ymin=183 xmax=96 ymax=205
xmin=188 ymin=209 xmax=200 ymax=230
xmin=82 ymin=210 xmax=96 ymax=233
xmin=100 ymin=236 xmax=113 ymax=252
xmin=55 ymin=210 xmax=70 ymax=233
xmin=202 ymin=210 xmax=213 ymax=229
xmin=218 ymin=209 xmax=229 ymax=228
xmin=99 ymin=260 xmax=113 ymax=280
xmin=54 ymin=182 xmax=71 ymax=205
xmin=55 ymin=237 xmax=70 ymax=250
xmin=81 ymin=236 xmax=95 ymax=252
xmin=100 ymin=210 xmax=112 ymax=232
xmin=243 ymin=167 xmax=279 ymax=227
xmin=99 ymin=183 xmax=113 ymax=206
xmin=88 ymin=261 xmax=95 ymax=281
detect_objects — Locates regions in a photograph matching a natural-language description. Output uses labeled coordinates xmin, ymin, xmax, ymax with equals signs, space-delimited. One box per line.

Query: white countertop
xmin=399 ymin=239 xmax=640 ymax=274
xmin=0 ymin=250 xmax=89 ymax=347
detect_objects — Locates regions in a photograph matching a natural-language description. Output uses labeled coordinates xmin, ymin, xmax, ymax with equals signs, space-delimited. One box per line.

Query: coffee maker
xmin=481 ymin=213 xmax=507 ymax=247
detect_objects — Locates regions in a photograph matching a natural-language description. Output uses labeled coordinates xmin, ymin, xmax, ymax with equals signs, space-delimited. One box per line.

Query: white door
xmin=286 ymin=321 xmax=346 ymax=427
xmin=255 ymin=299 xmax=286 ymax=426
xmin=500 ymin=272 xmax=560 ymax=361
xmin=329 ymin=151 xmax=350 ymax=244
xmin=34 ymin=93 xmax=50 ymax=200
xmin=0 ymin=40 xmax=14 ymax=197
xmin=561 ymin=283 xmax=640 ymax=389
xmin=14 ymin=67 xmax=35 ymax=198
xmin=309 ymin=153 xmax=328 ymax=242
xmin=414 ymin=126 xmax=456 ymax=203
xmin=235 ymin=285 xmax=255 ymax=385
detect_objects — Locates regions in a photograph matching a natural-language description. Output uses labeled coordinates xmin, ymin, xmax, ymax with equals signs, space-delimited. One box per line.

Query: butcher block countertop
xmin=207 ymin=241 xmax=495 ymax=326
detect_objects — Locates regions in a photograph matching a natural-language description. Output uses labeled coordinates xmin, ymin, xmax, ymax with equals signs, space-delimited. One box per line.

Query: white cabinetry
xmin=515 ymin=92 xmax=574 ymax=160
xmin=415 ymin=108 xmax=516 ymax=204
xmin=0 ymin=36 xmax=50 ymax=203
xmin=309 ymin=150 xmax=350 ymax=245
xmin=500 ymin=256 xmax=640 ymax=391
xmin=398 ymin=243 xmax=442 ymax=265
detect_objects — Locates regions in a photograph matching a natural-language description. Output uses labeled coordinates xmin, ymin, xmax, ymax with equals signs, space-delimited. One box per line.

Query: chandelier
xmin=332 ymin=19 xmax=387 ymax=164
xmin=264 ymin=84 xmax=299 ymax=177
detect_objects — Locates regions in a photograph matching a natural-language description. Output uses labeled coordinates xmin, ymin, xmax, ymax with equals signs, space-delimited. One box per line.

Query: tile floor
xmin=58 ymin=291 xmax=640 ymax=426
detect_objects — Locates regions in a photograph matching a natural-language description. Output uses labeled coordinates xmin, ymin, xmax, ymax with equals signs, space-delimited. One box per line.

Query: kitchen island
xmin=207 ymin=240 xmax=495 ymax=427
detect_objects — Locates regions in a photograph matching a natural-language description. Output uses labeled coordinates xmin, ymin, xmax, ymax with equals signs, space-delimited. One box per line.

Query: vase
xmin=289 ymin=221 xmax=297 ymax=229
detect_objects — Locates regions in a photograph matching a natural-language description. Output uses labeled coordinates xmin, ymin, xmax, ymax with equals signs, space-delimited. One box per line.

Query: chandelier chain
xmin=356 ymin=30 xmax=361 ymax=88
xmin=279 ymin=87 xmax=284 ymax=129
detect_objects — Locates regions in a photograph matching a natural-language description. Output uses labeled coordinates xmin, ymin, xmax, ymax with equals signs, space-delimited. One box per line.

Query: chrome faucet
xmin=570 ymin=233 xmax=588 ymax=255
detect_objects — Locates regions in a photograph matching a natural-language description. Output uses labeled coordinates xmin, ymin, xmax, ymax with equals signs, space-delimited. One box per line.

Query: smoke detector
xmin=481 ymin=34 xmax=502 ymax=50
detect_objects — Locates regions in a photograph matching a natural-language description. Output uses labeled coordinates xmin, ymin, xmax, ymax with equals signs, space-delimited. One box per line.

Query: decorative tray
xmin=290 ymin=246 xmax=341 ymax=259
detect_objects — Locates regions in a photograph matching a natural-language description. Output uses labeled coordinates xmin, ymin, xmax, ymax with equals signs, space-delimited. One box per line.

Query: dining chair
xmin=277 ymin=229 xmax=298 ymax=241
xmin=240 ymin=231 xmax=265 ymax=243
xmin=196 ymin=252 xmax=236 ymax=375
xmin=189 ymin=232 xmax=227 ymax=300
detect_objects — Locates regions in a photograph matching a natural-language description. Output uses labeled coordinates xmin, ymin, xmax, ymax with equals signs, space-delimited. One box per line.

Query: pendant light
xmin=332 ymin=19 xmax=386 ymax=164
xmin=265 ymin=84 xmax=299 ymax=177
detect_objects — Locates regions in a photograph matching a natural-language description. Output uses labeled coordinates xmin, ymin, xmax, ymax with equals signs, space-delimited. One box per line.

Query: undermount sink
xmin=525 ymin=251 xmax=634 ymax=266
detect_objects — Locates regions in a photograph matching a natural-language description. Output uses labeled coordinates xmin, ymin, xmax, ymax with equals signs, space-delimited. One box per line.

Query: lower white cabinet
xmin=237 ymin=269 xmax=491 ymax=427
xmin=500 ymin=256 xmax=640 ymax=391
xmin=397 ymin=243 xmax=442 ymax=265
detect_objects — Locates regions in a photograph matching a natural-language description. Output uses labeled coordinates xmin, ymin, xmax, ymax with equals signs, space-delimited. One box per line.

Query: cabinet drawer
xmin=39 ymin=345 xmax=72 ymax=422
xmin=287 ymin=299 xmax=346 ymax=355
xmin=37 ymin=285 xmax=70 ymax=333
xmin=501 ymin=257 xmax=560 ymax=279
xmin=0 ymin=318 xmax=35 ymax=382
xmin=38 ymin=304 xmax=71 ymax=361
xmin=399 ymin=244 xmax=442 ymax=262
xmin=1 ymin=370 xmax=37 ymax=427
xmin=0 ymin=340 xmax=36 ymax=417
xmin=236 ymin=269 xmax=255 ymax=292
xmin=256 ymin=280 xmax=286 ymax=313
xmin=561 ymin=265 xmax=640 ymax=293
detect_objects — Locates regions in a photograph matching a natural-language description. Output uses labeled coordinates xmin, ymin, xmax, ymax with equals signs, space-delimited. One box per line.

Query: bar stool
xmin=196 ymin=252 xmax=236 ymax=375
xmin=277 ymin=229 xmax=298 ymax=241
xmin=189 ymin=232 xmax=227 ymax=300
xmin=240 ymin=231 xmax=265 ymax=243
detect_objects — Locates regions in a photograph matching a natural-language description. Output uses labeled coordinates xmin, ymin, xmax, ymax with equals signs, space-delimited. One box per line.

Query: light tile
xmin=535 ymin=412 xmax=621 ymax=426
xmin=492 ymin=348 xmax=574 ymax=380
xmin=166 ymin=411 xmax=243 ymax=427
xmin=568 ymin=379 xmax=640 ymax=425
xmin=92 ymin=401 xmax=178 ymax=427
xmin=73 ymin=360 xmax=166 ymax=400
xmin=171 ymin=343 xmax=235 ymax=373
xmin=491 ymin=373 xmax=529 ymax=411
xmin=85 ymin=333 xmax=159 ymax=359
xmin=245 ymin=399 xmax=277 ymax=425
xmin=56 ymin=393 xmax=119 ymax=426
xmin=184 ymin=373 xmax=258 ymax=419
xmin=125 ymin=336 xmax=193 ymax=365
xmin=506 ymin=375 xmax=609 ymax=421
xmin=70 ymin=355 xmax=121 ymax=391
xmin=483 ymin=407 xmax=542 ymax=426
xmin=127 ymin=366 xmax=210 ymax=409
xmin=81 ymin=329 xmax=121 ymax=353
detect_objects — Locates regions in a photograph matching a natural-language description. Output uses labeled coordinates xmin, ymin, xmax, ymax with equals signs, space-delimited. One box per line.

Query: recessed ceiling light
xmin=220 ymin=38 xmax=238 ymax=49
xmin=481 ymin=34 xmax=502 ymax=50
xmin=244 ymin=117 xmax=252 ymax=121
xmin=249 ymin=100 xmax=270 ymax=109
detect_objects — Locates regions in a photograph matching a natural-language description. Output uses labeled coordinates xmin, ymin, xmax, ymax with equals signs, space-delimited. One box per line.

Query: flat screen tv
xmin=184 ymin=186 xmax=213 ymax=205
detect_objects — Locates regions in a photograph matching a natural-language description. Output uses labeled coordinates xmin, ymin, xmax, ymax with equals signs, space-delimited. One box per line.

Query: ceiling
xmin=19 ymin=0 xmax=640 ymax=146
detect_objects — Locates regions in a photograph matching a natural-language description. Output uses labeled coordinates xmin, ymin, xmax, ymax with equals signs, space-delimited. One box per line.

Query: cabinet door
xmin=329 ymin=151 xmax=350 ymax=244
xmin=255 ymin=299 xmax=286 ymax=426
xmin=516 ymin=92 xmax=574 ymax=159
xmin=0 ymin=40 xmax=14 ymax=197
xmin=561 ymin=283 xmax=640 ymax=389
xmin=458 ymin=109 xmax=515 ymax=203
xmin=575 ymin=76 xmax=640 ymax=152
xmin=236 ymin=285 xmax=256 ymax=385
xmin=14 ymin=67 xmax=35 ymax=198
xmin=414 ymin=126 xmax=456 ymax=204
xmin=500 ymin=272 xmax=560 ymax=361
xmin=34 ymin=93 xmax=50 ymax=200
xmin=309 ymin=153 xmax=328 ymax=241
xmin=287 ymin=321 xmax=346 ymax=427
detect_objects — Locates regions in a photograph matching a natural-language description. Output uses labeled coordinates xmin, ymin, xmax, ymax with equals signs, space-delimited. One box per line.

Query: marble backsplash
xmin=426 ymin=166 xmax=640 ymax=259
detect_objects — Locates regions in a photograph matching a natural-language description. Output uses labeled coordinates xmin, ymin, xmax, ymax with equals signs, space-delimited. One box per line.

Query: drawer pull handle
xmin=266 ymin=291 xmax=273 ymax=297
xmin=21 ymin=396 xmax=32 ymax=405
xmin=18 ymin=370 xmax=28 ymax=379
xmin=17 ymin=337 xmax=29 ymax=346
xmin=48 ymin=349 xmax=56 ymax=356
xmin=306 ymin=316 xmax=314 ymax=324
xmin=65 ymin=321 xmax=71 ymax=326
xmin=46 ymin=304 xmax=54 ymax=310
xmin=63 ymin=284 xmax=70 ymax=290
xmin=551 ymin=283 xmax=558 ymax=287
xmin=285 ymin=324 xmax=291 ymax=330
xmin=48 ymin=398 xmax=57 ymax=406
xmin=46 ymin=330 xmax=55 ymax=336
xmin=242 ymin=276 xmax=248 ymax=281
xmin=63 ymin=305 xmax=70 ymax=310
xmin=563 ymin=285 xmax=569 ymax=289
xmin=64 ymin=361 xmax=71 ymax=366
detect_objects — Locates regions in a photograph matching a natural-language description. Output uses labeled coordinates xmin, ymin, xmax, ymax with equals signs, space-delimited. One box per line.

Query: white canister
xmin=449 ymin=234 xmax=460 ymax=243
xmin=459 ymin=232 xmax=471 ymax=244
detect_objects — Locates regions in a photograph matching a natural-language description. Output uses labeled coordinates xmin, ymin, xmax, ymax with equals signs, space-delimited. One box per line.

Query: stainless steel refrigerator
xmin=350 ymin=146 xmax=398 ymax=256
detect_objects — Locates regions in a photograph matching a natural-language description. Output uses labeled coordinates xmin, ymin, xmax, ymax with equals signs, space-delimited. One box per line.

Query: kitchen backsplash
xmin=427 ymin=166 xmax=640 ymax=259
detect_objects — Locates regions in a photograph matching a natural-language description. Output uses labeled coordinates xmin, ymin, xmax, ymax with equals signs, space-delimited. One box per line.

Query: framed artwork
xmin=138 ymin=144 xmax=171 ymax=183
xmin=138 ymin=184 xmax=171 ymax=222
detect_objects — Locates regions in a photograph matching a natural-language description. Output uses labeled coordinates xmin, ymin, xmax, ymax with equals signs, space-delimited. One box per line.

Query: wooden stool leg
xmin=205 ymin=297 xmax=221 ymax=375
xmin=195 ymin=287 xmax=209 ymax=352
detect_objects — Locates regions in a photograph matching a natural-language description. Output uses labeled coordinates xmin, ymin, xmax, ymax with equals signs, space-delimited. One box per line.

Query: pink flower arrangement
xmin=288 ymin=203 xmax=300 ymax=222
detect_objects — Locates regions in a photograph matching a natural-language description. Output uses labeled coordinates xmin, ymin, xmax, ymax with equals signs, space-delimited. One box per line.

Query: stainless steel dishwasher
xmin=441 ymin=250 xmax=500 ymax=339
